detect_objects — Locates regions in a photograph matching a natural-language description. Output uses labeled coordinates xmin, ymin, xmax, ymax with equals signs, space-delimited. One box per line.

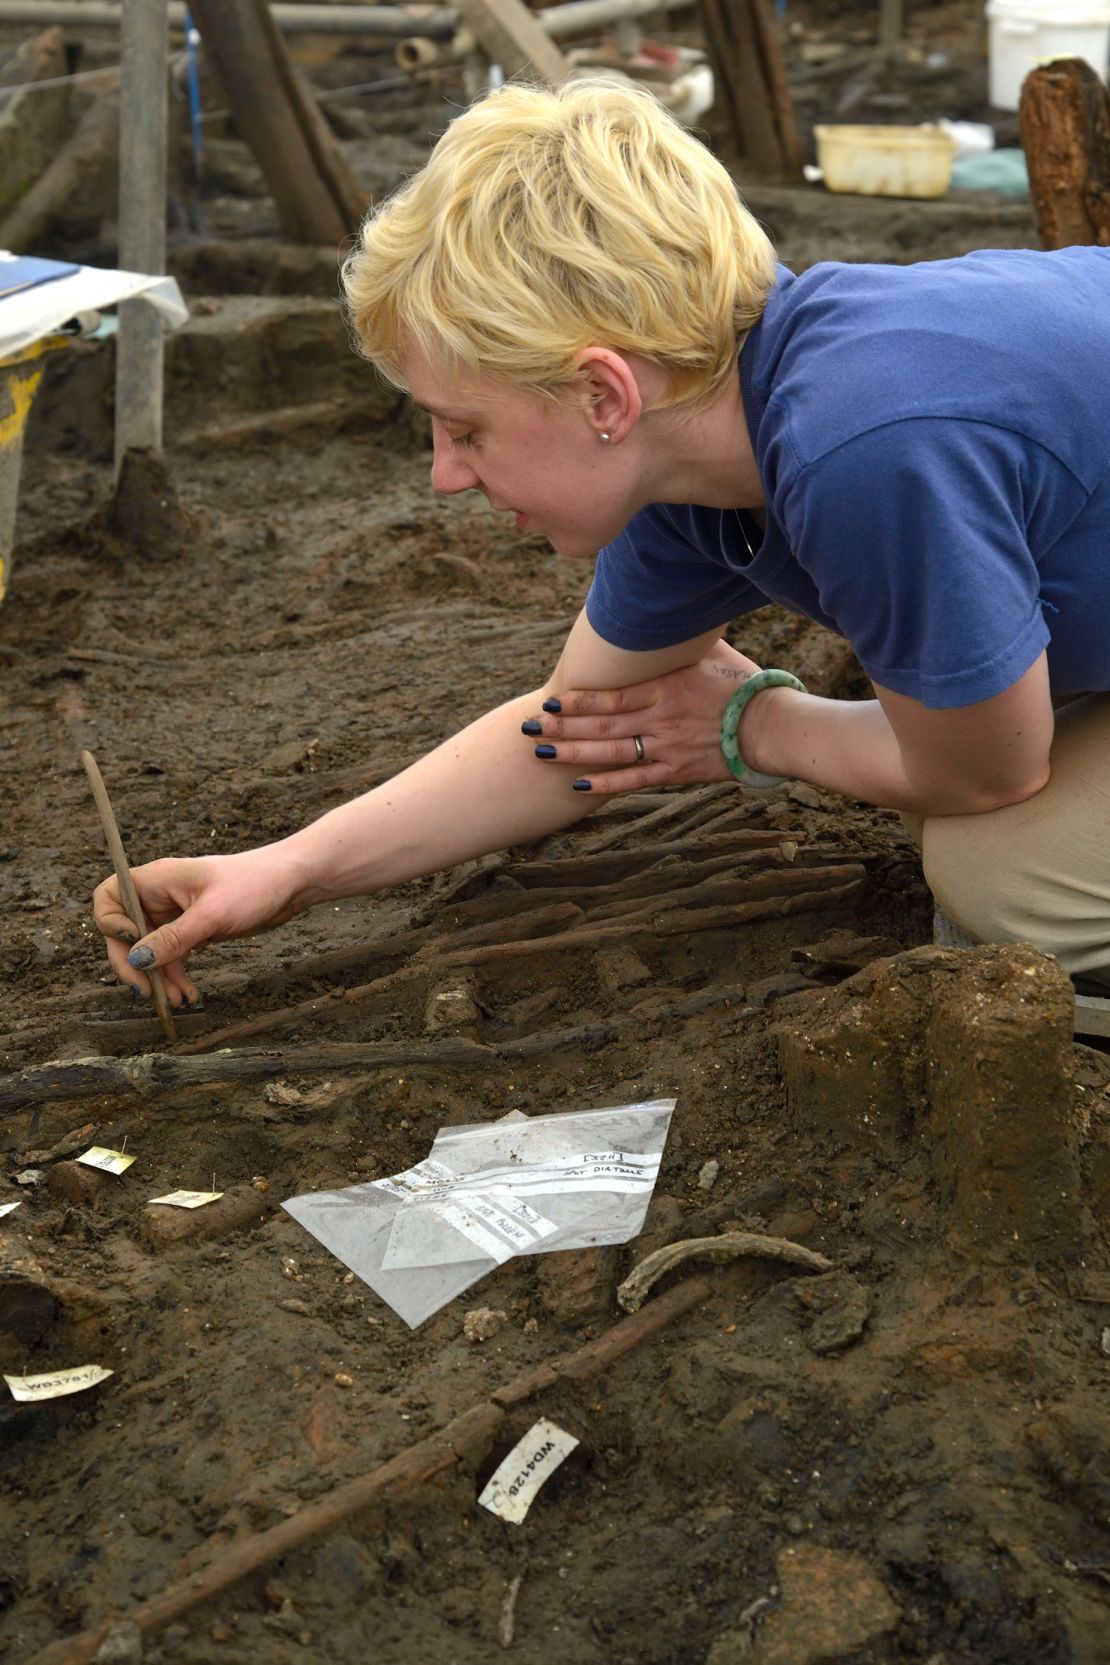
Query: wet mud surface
xmin=1 ymin=3 xmax=1109 ymax=1660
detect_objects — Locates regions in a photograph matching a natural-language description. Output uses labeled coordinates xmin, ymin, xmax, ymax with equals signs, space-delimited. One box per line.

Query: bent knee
xmin=920 ymin=804 xmax=1110 ymax=979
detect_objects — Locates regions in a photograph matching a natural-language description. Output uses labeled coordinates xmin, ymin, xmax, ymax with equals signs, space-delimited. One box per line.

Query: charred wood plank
xmin=0 ymin=1038 xmax=492 ymax=1116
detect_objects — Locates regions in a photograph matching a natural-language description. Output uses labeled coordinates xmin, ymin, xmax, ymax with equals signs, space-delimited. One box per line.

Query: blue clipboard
xmin=0 ymin=256 xmax=80 ymax=300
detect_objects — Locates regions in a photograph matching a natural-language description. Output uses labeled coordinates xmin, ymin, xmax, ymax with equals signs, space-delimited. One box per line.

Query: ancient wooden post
xmin=1019 ymin=56 xmax=1110 ymax=249
xmin=115 ymin=0 xmax=168 ymax=471
xmin=0 ymin=79 xmax=120 ymax=255
xmin=451 ymin=0 xmax=568 ymax=82
xmin=698 ymin=0 xmax=802 ymax=180
xmin=187 ymin=0 xmax=367 ymax=245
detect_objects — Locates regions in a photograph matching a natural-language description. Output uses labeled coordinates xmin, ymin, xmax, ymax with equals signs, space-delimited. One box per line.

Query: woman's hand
xmin=92 ymin=846 xmax=309 ymax=1005
xmin=523 ymin=637 xmax=763 ymax=793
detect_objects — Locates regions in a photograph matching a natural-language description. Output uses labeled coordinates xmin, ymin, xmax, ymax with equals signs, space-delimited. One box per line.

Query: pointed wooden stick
xmin=80 ymin=749 xmax=177 ymax=1044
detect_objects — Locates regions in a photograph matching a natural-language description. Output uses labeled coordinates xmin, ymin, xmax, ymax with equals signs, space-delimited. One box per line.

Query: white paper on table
xmin=0 ymin=258 xmax=187 ymax=359
xmin=478 ymin=1418 xmax=580 ymax=1524
xmin=4 ymin=1364 xmax=113 ymax=1402
xmin=283 ymin=1098 xmax=675 ymax=1328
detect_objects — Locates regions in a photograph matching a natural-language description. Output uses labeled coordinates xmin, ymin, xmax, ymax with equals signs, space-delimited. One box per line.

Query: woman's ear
xmin=575 ymin=347 xmax=643 ymax=444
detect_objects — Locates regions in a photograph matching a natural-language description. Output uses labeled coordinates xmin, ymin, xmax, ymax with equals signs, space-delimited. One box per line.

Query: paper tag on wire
xmin=77 ymin=1147 xmax=135 ymax=1175
xmin=4 ymin=1365 xmax=113 ymax=1402
xmin=478 ymin=1418 xmax=580 ymax=1524
xmin=148 ymin=1190 xmax=222 ymax=1209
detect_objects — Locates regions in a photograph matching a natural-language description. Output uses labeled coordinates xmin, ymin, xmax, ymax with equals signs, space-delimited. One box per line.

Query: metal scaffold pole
xmin=114 ymin=0 xmax=168 ymax=473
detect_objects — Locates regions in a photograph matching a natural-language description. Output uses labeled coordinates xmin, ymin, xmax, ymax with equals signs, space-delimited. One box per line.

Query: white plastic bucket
xmin=986 ymin=0 xmax=1110 ymax=111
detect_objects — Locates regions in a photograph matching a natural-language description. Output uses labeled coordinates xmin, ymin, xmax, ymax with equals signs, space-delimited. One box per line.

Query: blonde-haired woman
xmin=96 ymin=79 xmax=1110 ymax=1009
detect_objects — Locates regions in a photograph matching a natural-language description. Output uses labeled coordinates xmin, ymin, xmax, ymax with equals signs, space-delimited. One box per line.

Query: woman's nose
xmin=430 ymin=425 xmax=480 ymax=495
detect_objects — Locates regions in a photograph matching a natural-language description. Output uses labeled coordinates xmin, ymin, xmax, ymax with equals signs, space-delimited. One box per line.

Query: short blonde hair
xmin=342 ymin=77 xmax=778 ymax=410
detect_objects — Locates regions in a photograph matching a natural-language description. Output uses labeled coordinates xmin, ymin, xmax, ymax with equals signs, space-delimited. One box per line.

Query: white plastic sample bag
xmin=283 ymin=1098 xmax=675 ymax=1328
xmin=0 ymin=253 xmax=188 ymax=359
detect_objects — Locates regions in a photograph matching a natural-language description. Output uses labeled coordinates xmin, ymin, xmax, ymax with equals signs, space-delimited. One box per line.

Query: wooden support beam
xmin=451 ymin=0 xmax=568 ymax=82
xmin=698 ymin=0 xmax=802 ymax=180
xmin=0 ymin=78 xmax=119 ymax=255
xmin=749 ymin=0 xmax=805 ymax=177
xmin=1019 ymin=56 xmax=1110 ymax=250
xmin=187 ymin=0 xmax=367 ymax=244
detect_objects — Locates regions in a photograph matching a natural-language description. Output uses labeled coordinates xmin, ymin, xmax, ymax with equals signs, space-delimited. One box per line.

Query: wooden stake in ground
xmin=187 ymin=0 xmax=367 ymax=244
xmin=1019 ymin=57 xmax=1110 ymax=249
xmin=79 ymin=750 xmax=177 ymax=1044
xmin=451 ymin=0 xmax=568 ymax=84
xmin=698 ymin=0 xmax=802 ymax=180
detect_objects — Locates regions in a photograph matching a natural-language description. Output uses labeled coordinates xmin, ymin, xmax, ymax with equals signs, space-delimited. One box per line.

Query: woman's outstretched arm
xmin=92 ymin=610 xmax=725 ymax=1003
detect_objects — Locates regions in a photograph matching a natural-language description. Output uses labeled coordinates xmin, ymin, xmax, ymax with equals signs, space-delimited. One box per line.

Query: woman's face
xmin=402 ymin=345 xmax=641 ymax=560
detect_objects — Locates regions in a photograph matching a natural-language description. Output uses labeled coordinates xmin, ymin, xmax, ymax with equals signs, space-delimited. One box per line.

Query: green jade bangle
xmin=719 ymin=668 xmax=807 ymax=787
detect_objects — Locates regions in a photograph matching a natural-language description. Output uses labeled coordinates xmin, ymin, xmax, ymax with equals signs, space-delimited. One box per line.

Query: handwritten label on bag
xmin=4 ymin=1365 xmax=113 ymax=1402
xmin=478 ymin=1418 xmax=580 ymax=1524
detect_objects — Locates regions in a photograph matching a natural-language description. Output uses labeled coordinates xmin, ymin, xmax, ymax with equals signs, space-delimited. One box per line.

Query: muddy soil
xmin=1 ymin=3 xmax=1108 ymax=1662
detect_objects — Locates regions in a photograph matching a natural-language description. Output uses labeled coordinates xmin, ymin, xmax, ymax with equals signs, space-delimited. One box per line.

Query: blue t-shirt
xmin=586 ymin=248 xmax=1110 ymax=708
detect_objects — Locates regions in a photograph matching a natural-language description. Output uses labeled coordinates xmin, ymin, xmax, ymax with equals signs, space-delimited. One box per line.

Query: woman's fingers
xmin=96 ymin=875 xmax=202 ymax=1008
xmin=92 ymin=875 xmax=144 ymax=946
xmin=542 ymin=679 xmax=662 ymax=721
xmin=524 ymin=710 xmax=649 ymax=744
xmin=570 ymin=760 xmax=677 ymax=795
xmin=93 ymin=866 xmax=207 ymax=999
xmin=107 ymin=939 xmax=200 ymax=1008
xmin=531 ymin=733 xmax=656 ymax=768
xmin=528 ymin=642 xmax=763 ymax=791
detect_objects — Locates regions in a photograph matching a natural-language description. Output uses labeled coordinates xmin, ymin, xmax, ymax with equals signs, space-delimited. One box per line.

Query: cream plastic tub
xmin=814 ymin=124 xmax=957 ymax=199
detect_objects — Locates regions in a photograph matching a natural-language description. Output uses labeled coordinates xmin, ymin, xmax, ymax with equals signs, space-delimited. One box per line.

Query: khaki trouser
xmin=903 ymin=692 xmax=1110 ymax=989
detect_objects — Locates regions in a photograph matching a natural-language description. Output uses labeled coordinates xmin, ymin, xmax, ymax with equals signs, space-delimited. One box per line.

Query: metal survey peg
xmin=114 ymin=0 xmax=169 ymax=474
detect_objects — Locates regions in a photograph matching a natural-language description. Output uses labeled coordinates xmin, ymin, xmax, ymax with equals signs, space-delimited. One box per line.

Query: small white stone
xmin=463 ymin=1307 xmax=508 ymax=1343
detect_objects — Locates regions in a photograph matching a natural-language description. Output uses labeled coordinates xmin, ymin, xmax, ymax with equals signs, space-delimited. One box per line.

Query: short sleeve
xmin=587 ymin=505 xmax=764 ymax=650
xmin=782 ymin=419 xmax=1052 ymax=708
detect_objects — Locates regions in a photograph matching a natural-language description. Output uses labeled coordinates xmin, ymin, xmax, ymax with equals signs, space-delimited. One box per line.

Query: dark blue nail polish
xmin=572 ymin=779 xmax=592 ymax=792
xmin=181 ymin=993 xmax=191 ymax=1009
xmin=521 ymin=719 xmax=543 ymax=737
xmin=535 ymin=744 xmax=557 ymax=760
xmin=542 ymin=697 xmax=562 ymax=714
xmin=128 ymin=944 xmax=155 ymax=969
xmin=130 ymin=984 xmax=141 ymax=997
